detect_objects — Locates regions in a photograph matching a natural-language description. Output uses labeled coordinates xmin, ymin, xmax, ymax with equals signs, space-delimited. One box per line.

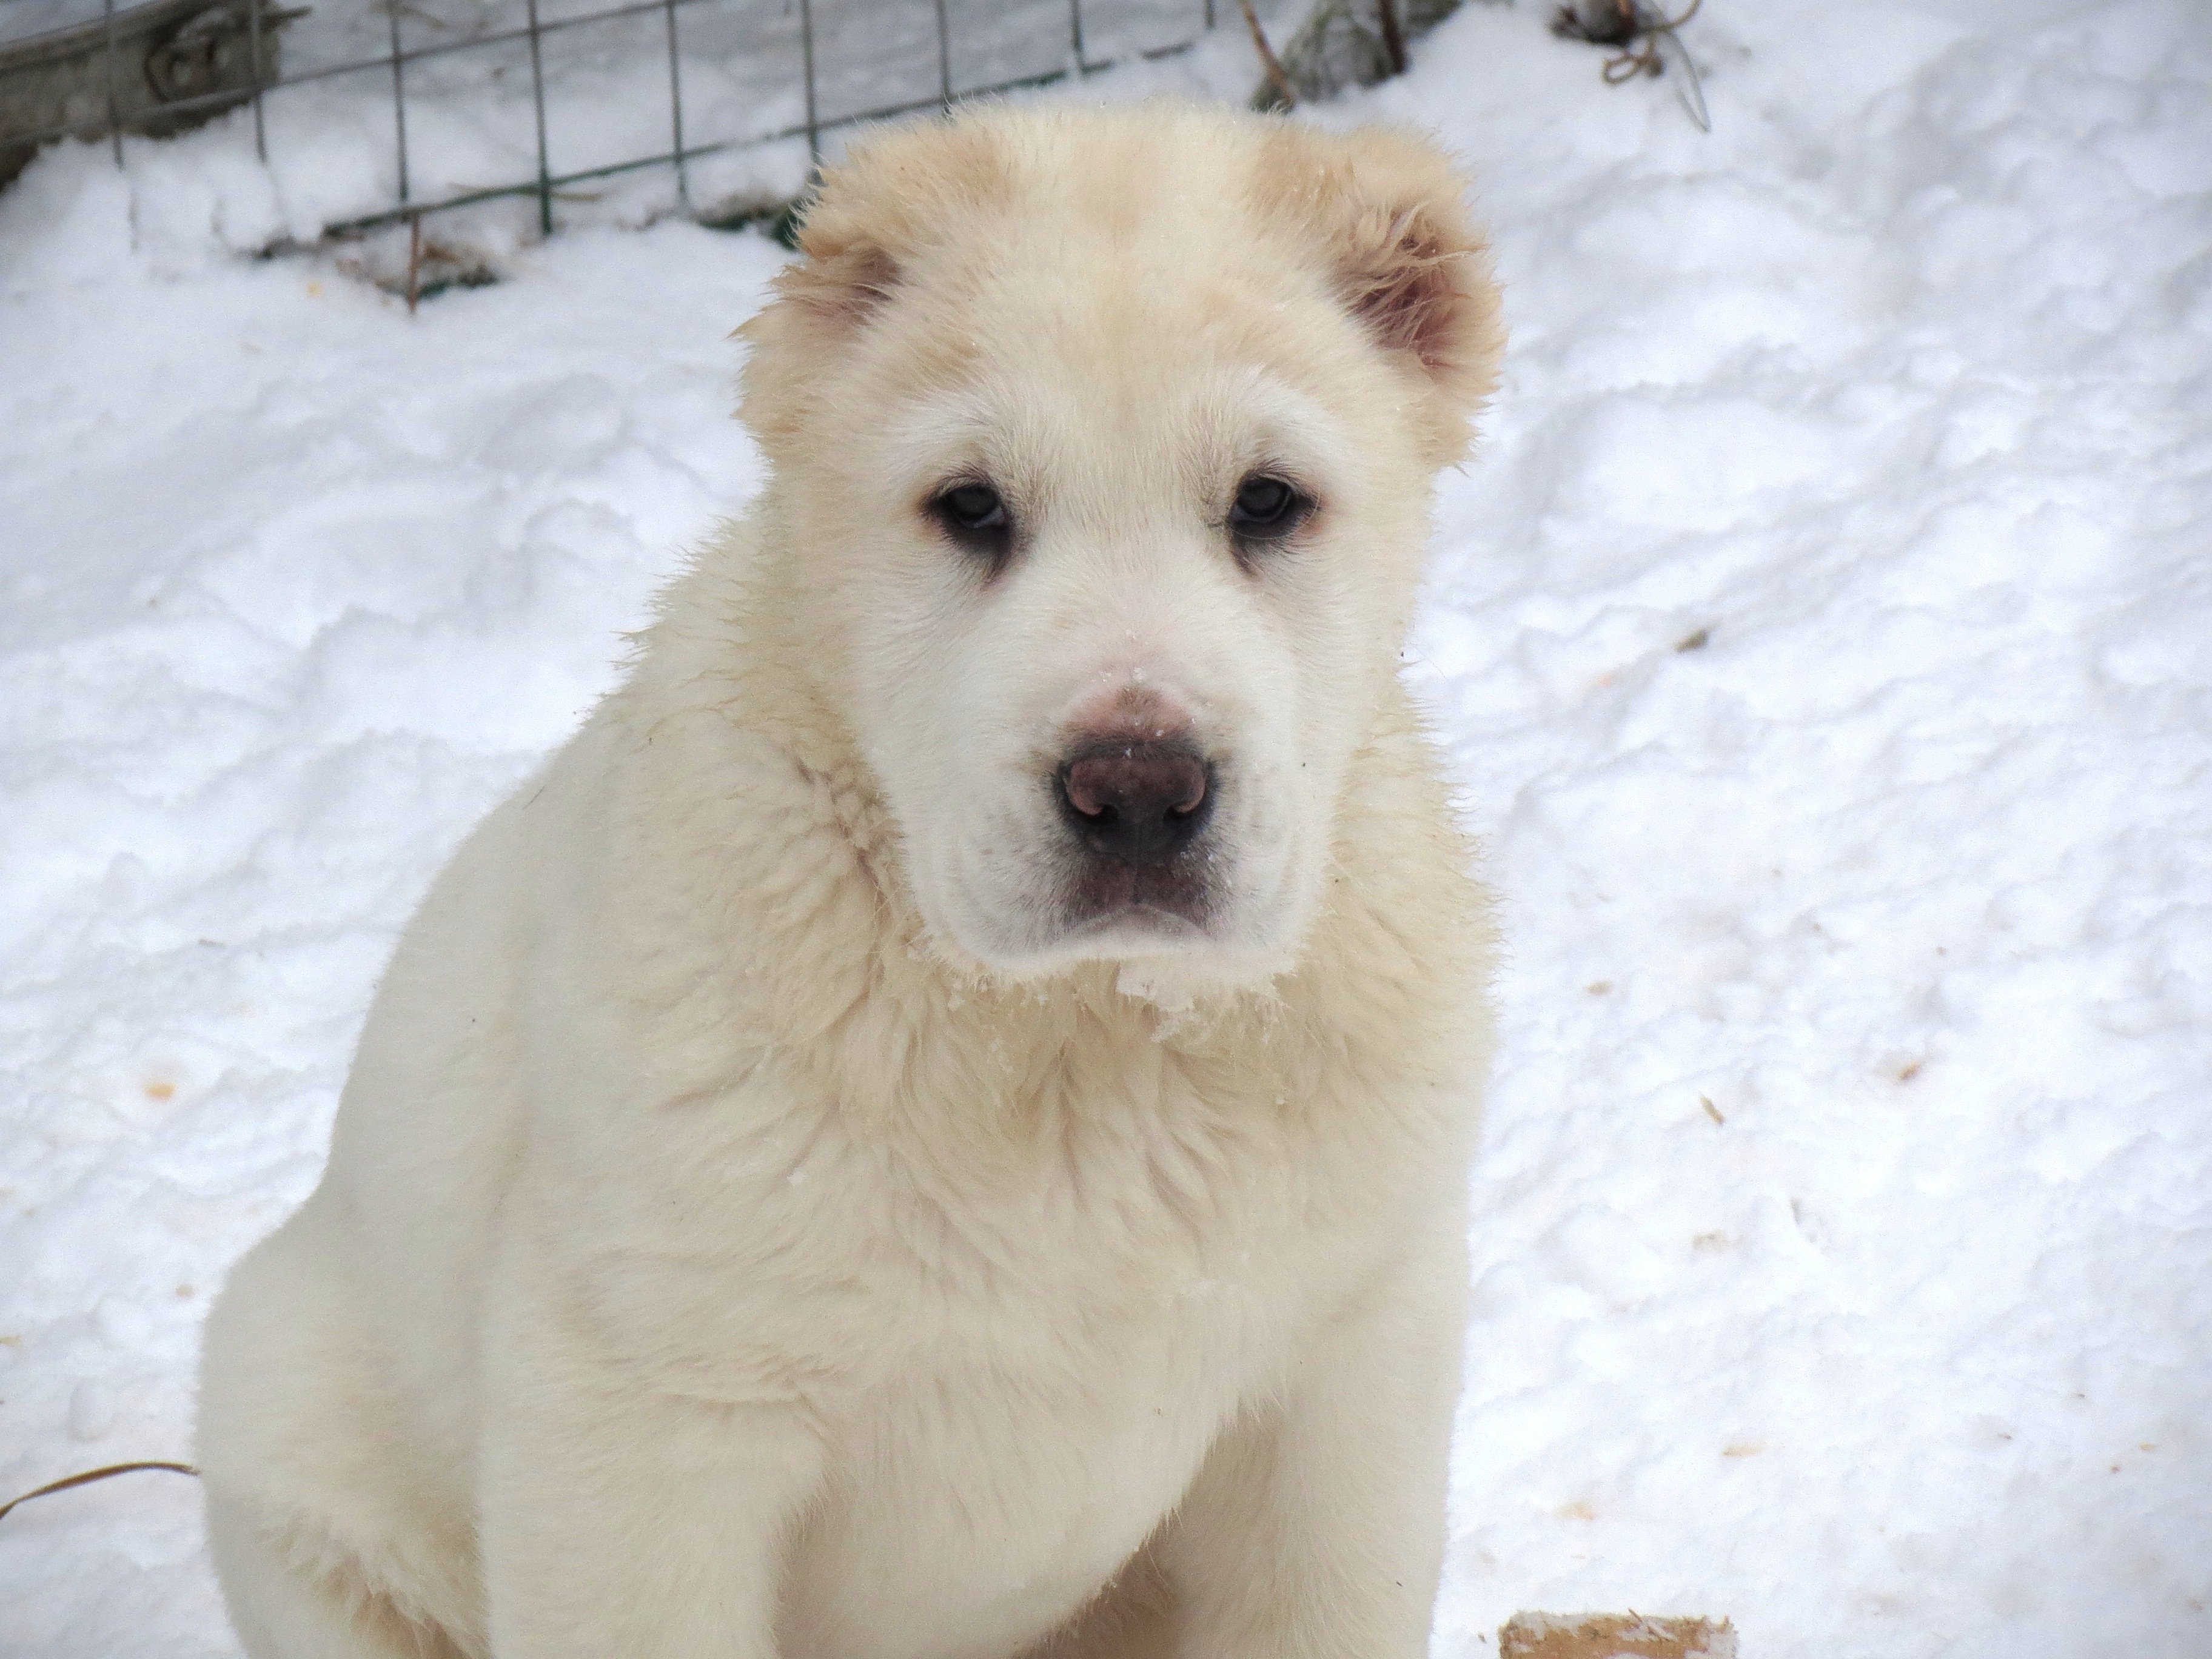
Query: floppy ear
xmin=774 ymin=226 xmax=902 ymax=329
xmin=1262 ymin=125 xmax=1506 ymax=463
xmin=736 ymin=209 xmax=905 ymax=449
xmin=1335 ymin=197 xmax=1496 ymax=392
xmin=737 ymin=117 xmax=1009 ymax=452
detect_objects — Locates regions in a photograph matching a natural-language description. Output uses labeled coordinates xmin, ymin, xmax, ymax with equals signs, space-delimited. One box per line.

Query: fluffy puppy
xmin=196 ymin=100 xmax=1505 ymax=1659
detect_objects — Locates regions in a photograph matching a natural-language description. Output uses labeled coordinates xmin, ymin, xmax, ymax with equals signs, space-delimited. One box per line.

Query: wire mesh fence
xmin=0 ymin=0 xmax=1222 ymax=241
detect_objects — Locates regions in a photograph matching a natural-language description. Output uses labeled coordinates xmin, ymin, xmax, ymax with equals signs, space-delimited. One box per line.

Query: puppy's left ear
xmin=1269 ymin=126 xmax=1506 ymax=464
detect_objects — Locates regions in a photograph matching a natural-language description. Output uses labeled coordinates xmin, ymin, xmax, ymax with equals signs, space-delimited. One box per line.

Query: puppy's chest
xmin=777 ymin=1096 xmax=1325 ymax=1654
xmin=668 ymin=1056 xmax=1372 ymax=1392
xmin=817 ymin=1097 xmax=1335 ymax=1376
xmin=605 ymin=1004 xmax=1426 ymax=1415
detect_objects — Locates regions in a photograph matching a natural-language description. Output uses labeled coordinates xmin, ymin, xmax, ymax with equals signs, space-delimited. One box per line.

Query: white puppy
xmin=196 ymin=101 xmax=1505 ymax=1659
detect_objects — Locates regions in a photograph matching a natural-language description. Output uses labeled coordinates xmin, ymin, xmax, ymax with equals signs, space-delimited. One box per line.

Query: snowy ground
xmin=3 ymin=0 xmax=2209 ymax=1654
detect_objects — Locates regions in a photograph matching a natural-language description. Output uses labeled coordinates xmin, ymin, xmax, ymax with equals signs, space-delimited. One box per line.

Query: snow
xmin=4 ymin=0 xmax=1219 ymax=255
xmin=2 ymin=1 xmax=2208 ymax=1654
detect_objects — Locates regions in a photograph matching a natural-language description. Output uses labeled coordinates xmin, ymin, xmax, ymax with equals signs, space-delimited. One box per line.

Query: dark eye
xmin=1228 ymin=475 xmax=1310 ymax=543
xmin=928 ymin=481 xmax=1013 ymax=564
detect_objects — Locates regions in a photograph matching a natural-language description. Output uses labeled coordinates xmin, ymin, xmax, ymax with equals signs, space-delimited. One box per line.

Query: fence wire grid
xmin=0 ymin=0 xmax=1224 ymax=242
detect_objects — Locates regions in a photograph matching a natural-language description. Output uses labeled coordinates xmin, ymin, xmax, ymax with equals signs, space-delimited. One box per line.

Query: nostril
xmin=1057 ymin=743 xmax=1213 ymax=868
xmin=1064 ymin=766 xmax=1111 ymax=820
xmin=1064 ymin=750 xmax=1205 ymax=817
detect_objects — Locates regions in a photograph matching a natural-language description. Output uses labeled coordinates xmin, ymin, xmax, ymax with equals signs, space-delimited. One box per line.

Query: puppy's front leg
xmin=1162 ymin=1232 xmax=1470 ymax=1659
xmin=477 ymin=1276 xmax=822 ymax=1659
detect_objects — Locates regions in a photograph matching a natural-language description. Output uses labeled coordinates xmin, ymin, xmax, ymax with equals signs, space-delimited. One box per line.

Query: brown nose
xmin=1057 ymin=742 xmax=1213 ymax=868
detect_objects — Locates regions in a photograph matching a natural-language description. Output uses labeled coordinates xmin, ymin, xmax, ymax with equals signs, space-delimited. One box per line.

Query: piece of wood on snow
xmin=1500 ymin=1611 xmax=1737 ymax=1659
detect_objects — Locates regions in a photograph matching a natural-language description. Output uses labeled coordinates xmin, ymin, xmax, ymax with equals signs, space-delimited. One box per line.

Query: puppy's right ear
xmin=737 ymin=221 xmax=902 ymax=449
xmin=737 ymin=119 xmax=1009 ymax=449
xmin=774 ymin=228 xmax=901 ymax=330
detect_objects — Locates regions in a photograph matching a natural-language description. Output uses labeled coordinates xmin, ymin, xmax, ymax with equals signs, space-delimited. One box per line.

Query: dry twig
xmin=0 ymin=1461 xmax=199 ymax=1524
xmin=1551 ymin=0 xmax=1709 ymax=130
xmin=1376 ymin=0 xmax=1408 ymax=76
xmin=1239 ymin=0 xmax=1299 ymax=109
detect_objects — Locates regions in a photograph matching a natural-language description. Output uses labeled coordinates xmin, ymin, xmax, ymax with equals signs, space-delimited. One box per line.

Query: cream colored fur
xmin=196 ymin=102 xmax=1504 ymax=1659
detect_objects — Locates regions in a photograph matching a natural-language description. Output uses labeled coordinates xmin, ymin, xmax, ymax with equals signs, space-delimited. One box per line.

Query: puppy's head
xmin=739 ymin=104 xmax=1502 ymax=988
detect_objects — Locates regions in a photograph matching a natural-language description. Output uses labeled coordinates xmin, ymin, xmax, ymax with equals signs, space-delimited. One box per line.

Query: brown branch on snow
xmin=1552 ymin=0 xmax=1701 ymax=81
xmin=1376 ymin=0 xmax=1408 ymax=77
xmin=1239 ymin=0 xmax=1300 ymax=110
xmin=0 ymin=1461 xmax=199 ymax=1524
xmin=1550 ymin=0 xmax=1710 ymax=129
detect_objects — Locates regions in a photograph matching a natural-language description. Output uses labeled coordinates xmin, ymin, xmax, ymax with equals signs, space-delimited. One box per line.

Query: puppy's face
xmin=742 ymin=109 xmax=1502 ymax=988
xmin=843 ymin=354 xmax=1384 ymax=985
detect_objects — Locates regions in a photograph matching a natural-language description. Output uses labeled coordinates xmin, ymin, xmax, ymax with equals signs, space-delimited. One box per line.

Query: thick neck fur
xmin=580 ymin=502 xmax=1490 ymax=1176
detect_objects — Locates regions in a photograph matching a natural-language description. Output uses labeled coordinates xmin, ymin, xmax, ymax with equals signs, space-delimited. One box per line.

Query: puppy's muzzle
xmin=1056 ymin=741 xmax=1213 ymax=869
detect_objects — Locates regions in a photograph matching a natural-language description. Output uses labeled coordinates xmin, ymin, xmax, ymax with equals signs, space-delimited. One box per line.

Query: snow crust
xmin=2 ymin=1 xmax=2208 ymax=1654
